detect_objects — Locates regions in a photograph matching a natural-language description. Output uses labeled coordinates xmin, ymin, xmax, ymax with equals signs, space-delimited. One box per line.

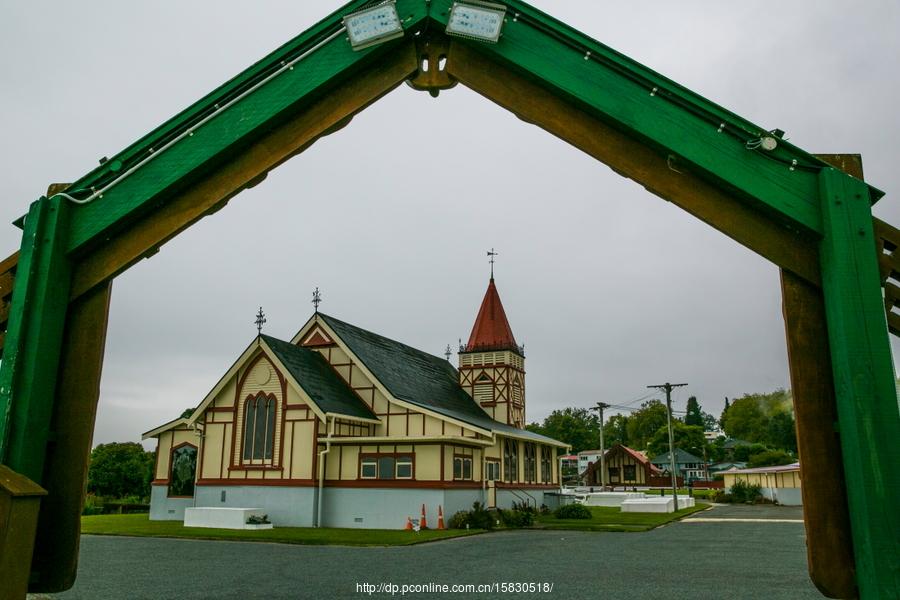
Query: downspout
xmin=315 ymin=416 xmax=335 ymax=527
xmin=190 ymin=421 xmax=204 ymax=509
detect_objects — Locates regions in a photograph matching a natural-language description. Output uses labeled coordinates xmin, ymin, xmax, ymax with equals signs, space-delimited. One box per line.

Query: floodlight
xmin=446 ymin=1 xmax=506 ymax=43
xmin=343 ymin=2 xmax=404 ymax=51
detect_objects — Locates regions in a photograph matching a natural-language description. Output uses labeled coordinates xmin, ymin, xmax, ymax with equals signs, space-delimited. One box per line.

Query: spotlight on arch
xmin=343 ymin=1 xmax=404 ymax=51
xmin=445 ymin=1 xmax=506 ymax=43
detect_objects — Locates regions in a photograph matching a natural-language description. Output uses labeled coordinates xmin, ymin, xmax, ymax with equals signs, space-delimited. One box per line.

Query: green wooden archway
xmin=0 ymin=1 xmax=897 ymax=597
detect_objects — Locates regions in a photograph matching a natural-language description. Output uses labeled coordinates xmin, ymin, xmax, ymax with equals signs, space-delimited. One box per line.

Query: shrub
xmin=554 ymin=503 xmax=592 ymax=519
xmin=711 ymin=490 xmax=733 ymax=503
xmin=498 ymin=508 xmax=534 ymax=528
xmin=82 ymin=494 xmax=104 ymax=516
xmin=448 ymin=502 xmax=495 ymax=530
xmin=730 ymin=480 xmax=763 ymax=503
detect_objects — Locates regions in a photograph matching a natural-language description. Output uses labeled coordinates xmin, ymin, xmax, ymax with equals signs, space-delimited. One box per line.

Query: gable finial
xmin=312 ymin=287 xmax=322 ymax=313
xmin=255 ymin=307 xmax=266 ymax=335
xmin=445 ymin=344 xmax=453 ymax=362
xmin=487 ymin=248 xmax=498 ymax=279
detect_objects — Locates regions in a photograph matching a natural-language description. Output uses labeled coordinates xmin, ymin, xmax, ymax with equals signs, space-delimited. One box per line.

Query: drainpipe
xmin=190 ymin=421 xmax=205 ymax=510
xmin=315 ymin=416 xmax=335 ymax=527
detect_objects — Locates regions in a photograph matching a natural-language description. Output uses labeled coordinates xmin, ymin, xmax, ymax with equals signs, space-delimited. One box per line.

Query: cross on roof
xmin=487 ymin=248 xmax=498 ymax=279
xmin=255 ymin=307 xmax=266 ymax=334
xmin=312 ymin=287 xmax=322 ymax=312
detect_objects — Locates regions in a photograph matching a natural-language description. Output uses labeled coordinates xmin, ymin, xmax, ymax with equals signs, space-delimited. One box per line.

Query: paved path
xmin=46 ymin=505 xmax=823 ymax=600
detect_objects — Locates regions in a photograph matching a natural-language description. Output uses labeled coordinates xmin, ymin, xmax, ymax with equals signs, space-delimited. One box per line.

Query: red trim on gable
xmin=301 ymin=327 xmax=334 ymax=347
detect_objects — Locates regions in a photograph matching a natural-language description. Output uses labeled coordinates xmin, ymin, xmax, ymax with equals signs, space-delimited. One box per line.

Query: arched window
xmin=503 ymin=438 xmax=518 ymax=482
xmin=540 ymin=446 xmax=552 ymax=483
xmin=169 ymin=444 xmax=197 ymax=497
xmin=524 ymin=443 xmax=537 ymax=482
xmin=242 ymin=392 xmax=276 ymax=462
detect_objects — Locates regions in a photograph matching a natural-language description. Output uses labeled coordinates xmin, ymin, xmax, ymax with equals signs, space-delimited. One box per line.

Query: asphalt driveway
xmin=42 ymin=504 xmax=823 ymax=600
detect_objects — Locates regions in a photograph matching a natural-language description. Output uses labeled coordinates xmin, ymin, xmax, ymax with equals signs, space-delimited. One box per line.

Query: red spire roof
xmin=465 ymin=278 xmax=519 ymax=353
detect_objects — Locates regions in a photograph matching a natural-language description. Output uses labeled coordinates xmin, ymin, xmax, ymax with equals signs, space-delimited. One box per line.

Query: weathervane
xmin=255 ymin=307 xmax=266 ymax=335
xmin=487 ymin=248 xmax=498 ymax=278
xmin=445 ymin=344 xmax=452 ymax=362
xmin=312 ymin=287 xmax=322 ymax=313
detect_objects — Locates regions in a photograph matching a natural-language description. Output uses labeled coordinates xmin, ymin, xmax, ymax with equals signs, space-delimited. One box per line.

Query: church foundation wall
xmin=149 ymin=485 xmax=194 ymax=520
xmin=193 ymin=485 xmax=316 ymax=526
xmin=320 ymin=488 xmax=486 ymax=529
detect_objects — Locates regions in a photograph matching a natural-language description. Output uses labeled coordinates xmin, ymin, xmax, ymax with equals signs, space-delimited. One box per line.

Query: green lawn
xmin=81 ymin=514 xmax=482 ymax=546
xmin=647 ymin=488 xmax=720 ymax=499
xmin=535 ymin=503 xmax=709 ymax=532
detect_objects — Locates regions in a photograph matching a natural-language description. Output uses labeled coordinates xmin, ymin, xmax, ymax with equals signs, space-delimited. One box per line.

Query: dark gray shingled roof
xmin=317 ymin=313 xmax=565 ymax=446
xmin=261 ymin=334 xmax=377 ymax=421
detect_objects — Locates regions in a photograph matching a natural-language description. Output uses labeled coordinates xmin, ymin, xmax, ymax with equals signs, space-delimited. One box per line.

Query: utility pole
xmin=647 ymin=382 xmax=688 ymax=508
xmin=590 ymin=402 xmax=610 ymax=489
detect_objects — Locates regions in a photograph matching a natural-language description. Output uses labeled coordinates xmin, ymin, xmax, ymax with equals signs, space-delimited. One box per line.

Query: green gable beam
xmin=431 ymin=0 xmax=882 ymax=236
xmin=60 ymin=0 xmax=429 ymax=256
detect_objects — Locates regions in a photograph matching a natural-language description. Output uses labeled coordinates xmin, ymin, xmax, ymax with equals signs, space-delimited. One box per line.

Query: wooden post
xmin=818 ymin=167 xmax=900 ymax=598
xmin=29 ymin=282 xmax=112 ymax=592
xmin=780 ymin=270 xmax=856 ymax=599
xmin=0 ymin=465 xmax=46 ymax=600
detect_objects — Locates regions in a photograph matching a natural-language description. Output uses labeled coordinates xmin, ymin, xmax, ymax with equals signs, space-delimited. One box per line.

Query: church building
xmin=144 ymin=276 xmax=567 ymax=528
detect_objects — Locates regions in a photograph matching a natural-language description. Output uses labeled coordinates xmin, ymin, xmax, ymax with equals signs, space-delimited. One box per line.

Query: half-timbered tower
xmin=458 ymin=277 xmax=526 ymax=428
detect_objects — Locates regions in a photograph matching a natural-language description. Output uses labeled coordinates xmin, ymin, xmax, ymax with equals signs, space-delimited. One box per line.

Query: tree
xmin=719 ymin=397 xmax=730 ymax=430
xmin=602 ymin=414 xmax=629 ymax=447
xmin=748 ymin=449 xmax=795 ymax=468
xmin=733 ymin=443 xmax=768 ymax=463
xmin=701 ymin=411 xmax=718 ymax=432
xmin=625 ymin=400 xmax=669 ymax=450
xmin=721 ymin=389 xmax=797 ymax=452
xmin=646 ymin=422 xmax=708 ymax=458
xmin=180 ymin=407 xmax=195 ymax=418
xmin=684 ymin=396 xmax=703 ymax=427
xmin=526 ymin=407 xmax=600 ymax=454
xmin=87 ymin=442 xmax=155 ymax=499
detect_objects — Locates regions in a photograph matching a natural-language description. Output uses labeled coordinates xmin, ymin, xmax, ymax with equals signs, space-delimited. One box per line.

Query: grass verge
xmin=81 ymin=514 xmax=482 ymax=546
xmin=534 ymin=502 xmax=709 ymax=532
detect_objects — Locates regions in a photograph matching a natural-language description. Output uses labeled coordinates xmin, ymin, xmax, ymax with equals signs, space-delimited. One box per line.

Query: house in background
xmin=649 ymin=448 xmax=707 ymax=482
xmin=581 ymin=444 xmax=662 ymax=488
xmin=722 ymin=463 xmax=802 ymax=505
xmin=577 ymin=449 xmax=603 ymax=475
xmin=143 ymin=276 xmax=567 ymax=528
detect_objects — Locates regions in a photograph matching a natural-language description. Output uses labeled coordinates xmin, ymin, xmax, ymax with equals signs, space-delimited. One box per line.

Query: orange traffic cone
xmin=437 ymin=505 xmax=446 ymax=530
xmin=420 ymin=504 xmax=428 ymax=529
xmin=404 ymin=516 xmax=413 ymax=530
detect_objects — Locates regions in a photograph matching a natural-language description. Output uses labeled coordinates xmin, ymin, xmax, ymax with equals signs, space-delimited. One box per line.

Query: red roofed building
xmin=458 ymin=277 xmax=527 ymax=428
xmin=582 ymin=443 xmax=664 ymax=487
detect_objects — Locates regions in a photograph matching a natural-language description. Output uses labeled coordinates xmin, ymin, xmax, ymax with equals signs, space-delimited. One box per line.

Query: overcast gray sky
xmin=2 ymin=1 xmax=899 ymax=449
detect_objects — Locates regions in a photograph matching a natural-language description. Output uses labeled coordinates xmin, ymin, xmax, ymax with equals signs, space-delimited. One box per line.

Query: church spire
xmin=464 ymin=277 xmax=519 ymax=353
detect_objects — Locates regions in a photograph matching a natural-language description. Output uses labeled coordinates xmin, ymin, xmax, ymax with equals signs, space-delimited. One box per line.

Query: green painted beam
xmin=430 ymin=0 xmax=832 ymax=234
xmin=59 ymin=0 xmax=429 ymax=256
xmin=817 ymin=167 xmax=900 ymax=598
xmin=0 ymin=196 xmax=73 ymax=482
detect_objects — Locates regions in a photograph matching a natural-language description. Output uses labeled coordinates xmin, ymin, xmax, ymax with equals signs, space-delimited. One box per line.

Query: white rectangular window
xmin=396 ymin=456 xmax=413 ymax=479
xmin=486 ymin=461 xmax=500 ymax=481
xmin=361 ymin=458 xmax=377 ymax=479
